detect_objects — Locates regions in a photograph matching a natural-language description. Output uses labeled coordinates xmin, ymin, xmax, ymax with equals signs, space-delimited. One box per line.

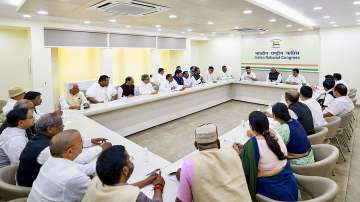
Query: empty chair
xmin=256 ymin=174 xmax=338 ymax=202
xmin=0 ymin=165 xmax=31 ymax=201
xmin=291 ymin=144 xmax=339 ymax=177
xmin=308 ymin=127 xmax=328 ymax=145
xmin=324 ymin=116 xmax=345 ymax=161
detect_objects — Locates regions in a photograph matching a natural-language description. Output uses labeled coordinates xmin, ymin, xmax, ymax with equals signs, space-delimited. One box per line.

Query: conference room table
xmin=62 ymin=80 xmax=297 ymax=201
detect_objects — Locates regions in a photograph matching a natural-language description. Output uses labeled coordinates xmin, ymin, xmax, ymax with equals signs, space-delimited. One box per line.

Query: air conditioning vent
xmin=89 ymin=0 xmax=169 ymax=16
xmin=232 ymin=27 xmax=268 ymax=33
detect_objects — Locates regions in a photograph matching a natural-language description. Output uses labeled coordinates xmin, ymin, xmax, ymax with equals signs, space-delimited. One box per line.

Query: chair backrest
xmin=0 ymin=165 xmax=31 ymax=200
xmin=256 ymin=174 xmax=338 ymax=202
xmin=339 ymin=111 xmax=354 ymax=129
xmin=349 ymin=88 xmax=357 ymax=95
xmin=323 ymin=116 xmax=341 ymax=138
xmin=308 ymin=127 xmax=328 ymax=145
xmin=291 ymin=144 xmax=339 ymax=177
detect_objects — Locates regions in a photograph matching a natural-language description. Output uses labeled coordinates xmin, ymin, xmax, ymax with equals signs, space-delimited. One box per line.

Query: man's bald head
xmin=50 ymin=129 xmax=83 ymax=160
xmin=285 ymin=90 xmax=300 ymax=104
xmin=69 ymin=83 xmax=80 ymax=95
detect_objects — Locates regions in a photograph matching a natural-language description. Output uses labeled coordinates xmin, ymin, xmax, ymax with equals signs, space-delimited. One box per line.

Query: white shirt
xmin=153 ymin=73 xmax=166 ymax=86
xmin=203 ymin=72 xmax=218 ymax=83
xmin=266 ymin=73 xmax=282 ymax=83
xmin=60 ymin=92 xmax=89 ymax=110
xmin=0 ymin=127 xmax=28 ymax=167
xmin=319 ymin=89 xmax=335 ymax=108
xmin=138 ymin=82 xmax=155 ymax=95
xmin=323 ymin=96 xmax=354 ymax=116
xmin=159 ymin=80 xmax=182 ymax=93
xmin=2 ymin=99 xmax=16 ymax=115
xmin=241 ymin=72 xmax=256 ymax=81
xmin=301 ymin=98 xmax=327 ymax=128
xmin=36 ymin=138 xmax=101 ymax=176
xmin=191 ymin=76 xmax=202 ymax=86
xmin=219 ymin=71 xmax=232 ymax=80
xmin=183 ymin=76 xmax=193 ymax=87
xmin=28 ymin=157 xmax=91 ymax=202
xmin=286 ymin=74 xmax=306 ymax=85
xmin=86 ymin=83 xmax=117 ymax=102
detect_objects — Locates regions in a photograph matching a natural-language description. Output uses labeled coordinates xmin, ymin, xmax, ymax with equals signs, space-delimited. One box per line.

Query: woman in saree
xmin=239 ymin=111 xmax=298 ymax=201
xmin=272 ymin=102 xmax=315 ymax=165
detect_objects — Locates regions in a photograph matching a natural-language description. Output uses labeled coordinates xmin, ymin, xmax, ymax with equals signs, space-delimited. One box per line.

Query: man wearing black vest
xmin=285 ymin=90 xmax=315 ymax=135
xmin=266 ymin=67 xmax=282 ymax=83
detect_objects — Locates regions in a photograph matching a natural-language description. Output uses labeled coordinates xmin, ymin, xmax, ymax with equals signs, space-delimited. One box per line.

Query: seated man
xmin=160 ymin=74 xmax=184 ymax=93
xmin=203 ymin=66 xmax=218 ymax=83
xmin=28 ymin=130 xmax=102 ymax=202
xmin=173 ymin=69 xmax=184 ymax=85
xmin=138 ymin=74 xmax=157 ymax=95
xmin=86 ymin=75 xmax=117 ymax=103
xmin=333 ymin=73 xmax=348 ymax=88
xmin=219 ymin=65 xmax=232 ymax=80
xmin=191 ymin=67 xmax=204 ymax=85
xmin=182 ymin=71 xmax=193 ymax=87
xmin=176 ymin=123 xmax=251 ymax=202
xmin=241 ymin=66 xmax=257 ymax=81
xmin=120 ymin=76 xmax=135 ymax=97
xmin=0 ymin=108 xmax=33 ymax=168
xmin=153 ymin=68 xmax=166 ymax=87
xmin=24 ymin=91 xmax=42 ymax=121
xmin=285 ymin=90 xmax=315 ymax=135
xmin=82 ymin=145 xmax=165 ymax=202
xmin=17 ymin=113 xmax=111 ymax=187
xmin=317 ymin=78 xmax=336 ymax=109
xmin=286 ymin=68 xmax=306 ymax=85
xmin=300 ymin=86 xmax=327 ymax=128
xmin=323 ymin=84 xmax=354 ymax=117
xmin=2 ymin=86 xmax=26 ymax=115
xmin=60 ymin=83 xmax=90 ymax=110
xmin=266 ymin=67 xmax=282 ymax=83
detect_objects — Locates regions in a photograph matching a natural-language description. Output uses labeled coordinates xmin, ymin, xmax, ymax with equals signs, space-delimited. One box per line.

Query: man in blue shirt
xmin=173 ymin=69 xmax=184 ymax=85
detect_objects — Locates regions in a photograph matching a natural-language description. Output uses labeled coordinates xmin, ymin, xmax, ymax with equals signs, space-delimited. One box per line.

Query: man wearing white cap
xmin=2 ymin=87 xmax=26 ymax=115
xmin=176 ymin=123 xmax=251 ymax=202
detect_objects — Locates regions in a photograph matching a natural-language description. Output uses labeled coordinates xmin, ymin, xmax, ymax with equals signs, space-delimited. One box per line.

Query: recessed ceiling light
xmin=187 ymin=28 xmax=192 ymax=32
xmin=329 ymin=21 xmax=336 ymax=24
xmin=108 ymin=19 xmax=116 ymax=23
xmin=243 ymin=10 xmax=252 ymax=14
xmin=356 ymin=12 xmax=360 ymax=16
xmin=233 ymin=26 xmax=239 ymax=29
xmin=313 ymin=6 xmax=323 ymax=10
xmin=285 ymin=24 xmax=293 ymax=28
xmin=323 ymin=15 xmax=331 ymax=19
xmin=297 ymin=28 xmax=303 ymax=31
xmin=83 ymin=20 xmax=91 ymax=24
xmin=208 ymin=21 xmax=214 ymax=25
xmin=169 ymin=14 xmax=177 ymax=19
xmin=37 ymin=10 xmax=48 ymax=15
xmin=268 ymin=18 xmax=277 ymax=22
xmin=260 ymin=32 xmax=265 ymax=34
xmin=157 ymin=28 xmax=162 ymax=31
xmin=155 ymin=25 xmax=161 ymax=28
xmin=354 ymin=1 xmax=360 ymax=5
xmin=332 ymin=24 xmax=339 ymax=27
xmin=181 ymin=31 xmax=185 ymax=34
xmin=22 ymin=14 xmax=31 ymax=18
xmin=125 ymin=25 xmax=131 ymax=28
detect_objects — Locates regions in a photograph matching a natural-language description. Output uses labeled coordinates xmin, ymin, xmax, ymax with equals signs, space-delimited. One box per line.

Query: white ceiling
xmin=0 ymin=0 xmax=359 ymax=35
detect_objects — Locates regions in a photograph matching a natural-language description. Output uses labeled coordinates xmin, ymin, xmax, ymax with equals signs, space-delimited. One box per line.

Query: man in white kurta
xmin=159 ymin=74 xmax=184 ymax=93
xmin=183 ymin=71 xmax=193 ymax=87
xmin=138 ymin=74 xmax=157 ymax=95
xmin=241 ymin=66 xmax=257 ymax=81
xmin=286 ymin=68 xmax=306 ymax=85
xmin=60 ymin=83 xmax=89 ymax=110
xmin=219 ymin=65 xmax=232 ymax=80
xmin=153 ymin=68 xmax=166 ymax=86
xmin=203 ymin=66 xmax=218 ymax=83
xmin=86 ymin=75 xmax=117 ymax=103
xmin=323 ymin=84 xmax=354 ymax=117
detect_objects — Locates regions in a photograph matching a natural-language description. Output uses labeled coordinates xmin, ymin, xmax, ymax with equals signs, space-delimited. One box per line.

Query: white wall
xmin=320 ymin=27 xmax=360 ymax=101
xmin=0 ymin=28 xmax=31 ymax=100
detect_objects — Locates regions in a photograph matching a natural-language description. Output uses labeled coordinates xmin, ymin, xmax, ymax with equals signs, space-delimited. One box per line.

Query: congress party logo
xmin=271 ymin=39 xmax=282 ymax=49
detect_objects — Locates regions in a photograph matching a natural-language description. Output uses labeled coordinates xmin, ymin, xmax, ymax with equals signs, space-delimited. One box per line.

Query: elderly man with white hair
xmin=60 ymin=83 xmax=90 ymax=110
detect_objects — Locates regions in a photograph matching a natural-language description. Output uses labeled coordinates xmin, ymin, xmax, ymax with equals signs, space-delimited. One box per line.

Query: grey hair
xmin=50 ymin=129 xmax=80 ymax=158
xmin=35 ymin=112 xmax=63 ymax=132
xmin=13 ymin=99 xmax=32 ymax=110
xmin=141 ymin=74 xmax=150 ymax=81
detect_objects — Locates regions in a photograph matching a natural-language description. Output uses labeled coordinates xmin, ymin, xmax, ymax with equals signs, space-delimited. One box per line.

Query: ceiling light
xmin=313 ymin=6 xmax=323 ymax=10
xmin=268 ymin=18 xmax=277 ymax=22
xmin=233 ymin=26 xmax=239 ymax=29
xmin=243 ymin=10 xmax=253 ymax=14
xmin=125 ymin=25 xmax=131 ymax=28
xmin=181 ymin=31 xmax=185 ymax=34
xmin=155 ymin=25 xmax=161 ymax=28
xmin=323 ymin=15 xmax=331 ymax=19
xmin=208 ymin=21 xmax=214 ymax=25
xmin=332 ymin=24 xmax=339 ymax=27
xmin=108 ymin=19 xmax=116 ymax=23
xmin=356 ymin=12 xmax=360 ymax=15
xmin=169 ymin=14 xmax=177 ymax=19
xmin=329 ymin=21 xmax=336 ymax=24
xmin=37 ymin=10 xmax=48 ymax=15
xmin=83 ymin=20 xmax=91 ymax=24
xmin=297 ymin=28 xmax=303 ymax=31
xmin=187 ymin=28 xmax=192 ymax=32
xmin=22 ymin=14 xmax=31 ymax=18
xmin=354 ymin=1 xmax=360 ymax=5
xmin=157 ymin=28 xmax=162 ymax=31
xmin=260 ymin=32 xmax=265 ymax=34
xmin=285 ymin=24 xmax=293 ymax=28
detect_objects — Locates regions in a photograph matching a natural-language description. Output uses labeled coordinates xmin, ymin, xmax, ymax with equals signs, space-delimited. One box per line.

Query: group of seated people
xmin=0 ymin=67 xmax=356 ymax=202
